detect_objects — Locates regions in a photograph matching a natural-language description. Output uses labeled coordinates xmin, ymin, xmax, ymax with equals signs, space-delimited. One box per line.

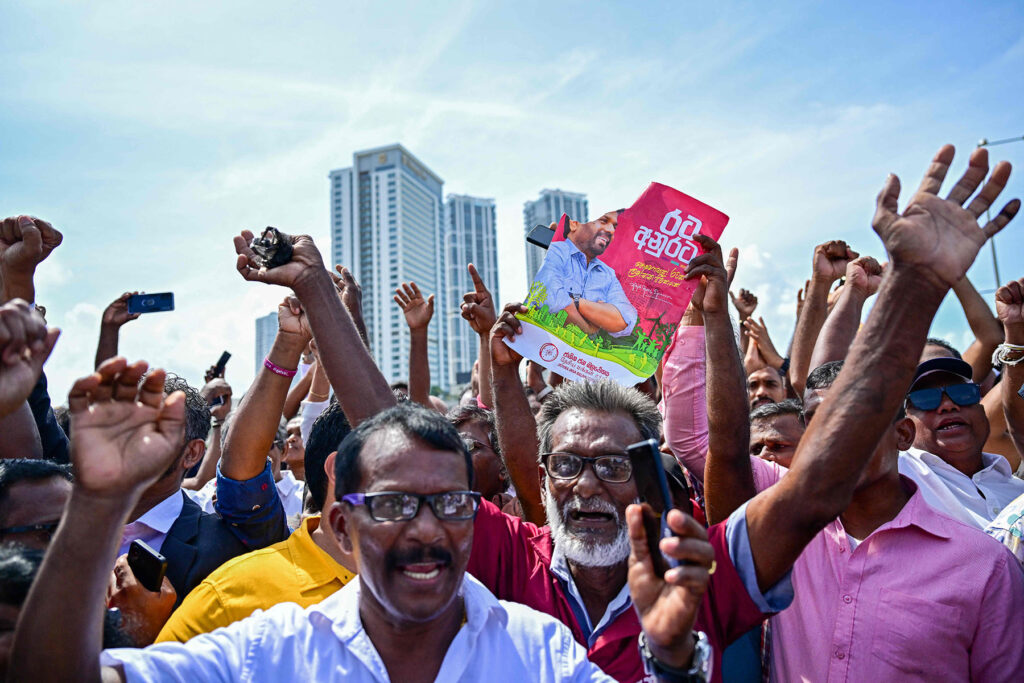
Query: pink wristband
xmin=264 ymin=357 xmax=297 ymax=378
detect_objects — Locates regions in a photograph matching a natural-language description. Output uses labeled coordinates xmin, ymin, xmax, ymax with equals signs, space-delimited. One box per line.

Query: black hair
xmin=445 ymin=405 xmax=501 ymax=456
xmin=304 ymin=399 xmax=352 ymax=512
xmin=163 ymin=373 xmax=210 ymax=444
xmin=334 ymin=403 xmax=472 ymax=501
xmin=925 ymin=337 xmax=962 ymax=360
xmin=53 ymin=405 xmax=71 ymax=439
xmin=0 ymin=460 xmax=73 ymax=523
xmin=750 ymin=398 xmax=805 ymax=423
xmin=805 ymin=361 xmax=845 ymax=391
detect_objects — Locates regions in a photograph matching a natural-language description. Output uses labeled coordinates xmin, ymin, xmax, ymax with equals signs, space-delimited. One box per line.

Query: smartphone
xmin=627 ymin=438 xmax=680 ymax=577
xmin=213 ymin=351 xmax=231 ymax=377
xmin=127 ymin=539 xmax=168 ymax=592
xmin=527 ymin=224 xmax=555 ymax=249
xmin=126 ymin=292 xmax=174 ymax=315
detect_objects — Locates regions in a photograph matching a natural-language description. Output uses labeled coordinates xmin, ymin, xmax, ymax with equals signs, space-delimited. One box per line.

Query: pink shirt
xmin=660 ymin=325 xmax=784 ymax=493
xmin=770 ymin=480 xmax=1024 ymax=681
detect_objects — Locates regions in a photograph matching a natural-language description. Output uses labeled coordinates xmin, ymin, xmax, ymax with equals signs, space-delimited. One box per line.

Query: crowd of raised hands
xmin=1 ymin=144 xmax=1023 ymax=682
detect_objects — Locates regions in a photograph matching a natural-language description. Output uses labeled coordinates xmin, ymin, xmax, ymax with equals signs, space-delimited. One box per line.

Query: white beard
xmin=543 ymin=487 xmax=631 ymax=568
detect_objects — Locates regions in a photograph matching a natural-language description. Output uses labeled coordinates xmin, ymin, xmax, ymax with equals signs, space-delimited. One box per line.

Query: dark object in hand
xmin=249 ymin=227 xmax=294 ymax=269
xmin=127 ymin=540 xmax=168 ymax=592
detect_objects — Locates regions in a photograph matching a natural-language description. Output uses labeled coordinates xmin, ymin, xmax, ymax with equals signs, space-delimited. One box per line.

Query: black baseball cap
xmin=909 ymin=357 xmax=973 ymax=392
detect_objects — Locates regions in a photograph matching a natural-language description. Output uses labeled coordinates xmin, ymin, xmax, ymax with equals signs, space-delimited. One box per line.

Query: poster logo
xmin=539 ymin=343 xmax=559 ymax=362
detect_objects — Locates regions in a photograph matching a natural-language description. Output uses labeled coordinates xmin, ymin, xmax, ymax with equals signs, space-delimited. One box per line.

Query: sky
xmin=2 ymin=0 xmax=1023 ymax=401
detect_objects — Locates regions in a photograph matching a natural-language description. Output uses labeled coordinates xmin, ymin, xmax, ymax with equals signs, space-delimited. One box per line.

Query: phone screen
xmin=126 ymin=292 xmax=175 ymax=314
xmin=627 ymin=438 xmax=680 ymax=577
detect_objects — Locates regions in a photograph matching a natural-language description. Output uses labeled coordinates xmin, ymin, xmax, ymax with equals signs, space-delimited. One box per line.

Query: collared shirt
xmin=535 ymin=239 xmax=638 ymax=338
xmin=767 ymin=478 xmax=1024 ymax=682
xmin=299 ymin=398 xmax=330 ymax=446
xmin=105 ymin=574 xmax=613 ymax=682
xmin=118 ymin=490 xmax=184 ymax=558
xmin=187 ymin=468 xmax=304 ymax=531
xmin=986 ymin=490 xmax=1024 ymax=568
xmin=468 ymin=500 xmax=788 ymax=683
xmin=548 ymin=546 xmax=632 ymax=646
xmin=211 ymin=461 xmax=290 ymax=549
xmin=898 ymin=448 xmax=1024 ymax=528
xmin=155 ymin=515 xmax=355 ymax=643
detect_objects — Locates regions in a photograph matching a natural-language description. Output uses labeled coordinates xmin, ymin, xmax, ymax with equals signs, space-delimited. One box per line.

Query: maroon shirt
xmin=468 ymin=500 xmax=768 ymax=682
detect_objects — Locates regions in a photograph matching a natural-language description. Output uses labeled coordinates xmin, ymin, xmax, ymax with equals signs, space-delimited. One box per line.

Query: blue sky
xmin=3 ymin=0 xmax=1023 ymax=399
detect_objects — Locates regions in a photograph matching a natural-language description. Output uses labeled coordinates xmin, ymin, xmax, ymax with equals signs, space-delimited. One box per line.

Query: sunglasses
xmin=342 ymin=491 xmax=482 ymax=522
xmin=542 ymin=452 xmax=633 ymax=483
xmin=905 ymin=382 xmax=981 ymax=411
xmin=0 ymin=521 xmax=60 ymax=542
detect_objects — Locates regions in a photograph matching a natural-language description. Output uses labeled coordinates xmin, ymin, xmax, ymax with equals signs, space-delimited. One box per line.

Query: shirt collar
xmin=827 ymin=476 xmax=955 ymax=543
xmin=277 ymin=470 xmax=303 ymax=496
xmin=127 ymin=490 xmax=184 ymax=534
xmin=289 ymin=516 xmax=355 ymax=591
xmin=549 ymin=543 xmax=632 ymax=641
xmin=909 ymin=447 xmax=1012 ymax=478
xmin=559 ymin=237 xmax=608 ymax=272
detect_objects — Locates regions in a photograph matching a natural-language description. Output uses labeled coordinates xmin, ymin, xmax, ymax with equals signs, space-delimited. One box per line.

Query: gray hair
xmin=750 ymin=398 xmax=804 ymax=422
xmin=536 ymin=380 xmax=661 ymax=457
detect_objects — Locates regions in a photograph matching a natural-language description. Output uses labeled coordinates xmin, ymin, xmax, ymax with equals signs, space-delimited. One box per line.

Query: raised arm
xmin=807 ymin=256 xmax=883 ymax=367
xmin=94 ymin=292 xmax=141 ymax=369
xmin=182 ymin=378 xmax=232 ymax=490
xmin=729 ymin=288 xmax=758 ymax=352
xmin=788 ymin=240 xmax=858 ymax=395
xmin=0 ymin=215 xmax=63 ymax=305
xmin=460 ymin=263 xmax=497 ymax=408
xmin=394 ymin=281 xmax=434 ymax=409
xmin=220 ymin=296 xmax=310 ymax=480
xmin=10 ymin=359 xmax=186 ymax=683
xmin=996 ymin=277 xmax=1024 ymax=469
xmin=746 ymin=144 xmax=1019 ymax=590
xmin=490 ymin=303 xmax=546 ymax=524
xmin=233 ymin=230 xmax=395 ymax=425
xmin=955 ymin=274 xmax=1005 ymax=382
xmin=0 ymin=299 xmax=60 ymax=422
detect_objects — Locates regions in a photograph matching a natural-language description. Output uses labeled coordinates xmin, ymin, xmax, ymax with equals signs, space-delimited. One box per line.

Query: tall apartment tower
xmin=444 ymin=194 xmax=499 ymax=388
xmin=522 ymin=189 xmax=589 ymax=282
xmin=254 ymin=311 xmax=278 ymax=375
xmin=329 ymin=144 xmax=448 ymax=390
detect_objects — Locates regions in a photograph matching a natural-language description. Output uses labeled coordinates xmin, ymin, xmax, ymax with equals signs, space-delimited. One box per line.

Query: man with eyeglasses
xmin=898 ymin=356 xmax=1024 ymax=527
xmin=0 ymin=459 xmax=72 ymax=550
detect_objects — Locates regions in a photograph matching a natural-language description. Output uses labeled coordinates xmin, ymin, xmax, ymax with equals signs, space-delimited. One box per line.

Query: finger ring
xmin=708 ymin=561 xmax=717 ymax=576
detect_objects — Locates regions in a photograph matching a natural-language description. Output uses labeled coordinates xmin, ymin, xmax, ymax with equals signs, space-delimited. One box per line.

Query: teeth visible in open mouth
xmin=403 ymin=568 xmax=440 ymax=580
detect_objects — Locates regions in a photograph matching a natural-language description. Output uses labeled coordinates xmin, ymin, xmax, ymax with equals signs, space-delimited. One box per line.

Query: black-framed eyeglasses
xmin=463 ymin=437 xmax=494 ymax=454
xmin=541 ymin=452 xmax=633 ymax=483
xmin=906 ymin=383 xmax=981 ymax=411
xmin=341 ymin=491 xmax=482 ymax=522
xmin=0 ymin=521 xmax=60 ymax=541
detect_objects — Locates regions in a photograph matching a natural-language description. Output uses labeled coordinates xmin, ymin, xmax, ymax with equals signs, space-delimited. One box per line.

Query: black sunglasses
xmin=906 ymin=383 xmax=981 ymax=411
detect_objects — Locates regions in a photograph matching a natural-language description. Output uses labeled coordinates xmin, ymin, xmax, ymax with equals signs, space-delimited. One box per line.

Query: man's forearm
xmin=492 ymin=363 xmax=545 ymax=524
xmin=747 ymin=265 xmax=947 ymax=589
xmin=95 ymin=325 xmax=120 ymax=370
xmin=0 ymin=402 xmax=43 ymax=459
xmin=788 ymin=278 xmax=831 ymax=394
xmin=703 ymin=310 xmax=755 ymax=525
xmin=221 ymin=332 xmax=305 ymax=480
xmin=283 ymin=368 xmax=313 ymax=421
xmin=1002 ymin=323 xmax=1024 ymax=461
xmin=407 ymin=328 xmax=431 ymax=408
xmin=560 ymin=305 xmax=598 ymax=334
xmin=294 ymin=271 xmax=395 ymax=426
xmin=1 ymin=271 xmax=34 ymax=304
xmin=11 ymin=492 xmax=132 ymax=682
xmin=954 ymin=276 xmax=1004 ymax=381
xmin=476 ymin=334 xmax=494 ymax=408
xmin=808 ymin=286 xmax=867 ymax=369
xmin=577 ymin=299 xmax=627 ymax=333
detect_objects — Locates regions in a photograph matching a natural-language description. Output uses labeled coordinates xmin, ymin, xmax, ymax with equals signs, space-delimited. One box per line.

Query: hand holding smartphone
xmin=126 ymin=292 xmax=174 ymax=314
xmin=627 ymin=438 xmax=681 ymax=577
xmin=127 ymin=540 xmax=168 ymax=592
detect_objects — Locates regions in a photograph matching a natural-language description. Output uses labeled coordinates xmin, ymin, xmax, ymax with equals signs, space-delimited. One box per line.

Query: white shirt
xmin=186 ymin=471 xmax=305 ymax=529
xmin=118 ymin=491 xmax=184 ymax=558
xmin=898 ymin=448 xmax=1024 ymax=528
xmin=102 ymin=574 xmax=612 ymax=682
xmin=300 ymin=398 xmax=330 ymax=446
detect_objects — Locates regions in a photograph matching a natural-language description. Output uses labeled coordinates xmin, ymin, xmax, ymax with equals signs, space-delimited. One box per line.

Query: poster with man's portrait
xmin=505 ymin=182 xmax=729 ymax=384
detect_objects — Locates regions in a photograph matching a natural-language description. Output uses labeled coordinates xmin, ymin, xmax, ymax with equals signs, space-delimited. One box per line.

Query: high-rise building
xmin=444 ymin=194 xmax=499 ymax=388
xmin=329 ymin=144 xmax=448 ymax=390
xmin=254 ymin=311 xmax=278 ymax=375
xmin=522 ymin=189 xmax=589 ymax=283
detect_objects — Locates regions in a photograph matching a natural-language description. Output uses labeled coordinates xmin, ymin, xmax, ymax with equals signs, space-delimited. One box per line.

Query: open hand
xmin=461 ymin=263 xmax=497 ymax=336
xmin=873 ymin=145 xmax=1019 ymax=289
xmin=330 ymin=265 xmax=363 ymax=318
xmin=627 ymin=504 xmax=714 ymax=669
xmin=0 ymin=299 xmax=60 ymax=418
xmin=234 ymin=229 xmax=325 ymax=290
xmin=490 ymin=303 xmax=526 ymax=367
xmin=68 ymin=358 xmax=186 ymax=500
xmin=744 ymin=317 xmax=784 ymax=369
xmin=102 ymin=292 xmax=142 ymax=328
xmin=394 ymin=282 xmax=434 ymax=331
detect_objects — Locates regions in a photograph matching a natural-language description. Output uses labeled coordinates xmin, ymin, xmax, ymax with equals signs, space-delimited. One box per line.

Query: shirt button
xmin=843 ymin=595 xmax=852 ymax=604
xmin=839 ymin=545 xmax=845 ymax=553
xmin=251 ymin=504 xmax=261 ymax=511
xmin=836 ymin=651 xmax=845 ymax=660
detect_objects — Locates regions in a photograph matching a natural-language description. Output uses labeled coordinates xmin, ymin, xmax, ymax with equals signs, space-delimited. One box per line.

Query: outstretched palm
xmin=68 ymin=360 xmax=186 ymax=498
xmin=394 ymin=282 xmax=434 ymax=330
xmin=873 ymin=145 xmax=1020 ymax=288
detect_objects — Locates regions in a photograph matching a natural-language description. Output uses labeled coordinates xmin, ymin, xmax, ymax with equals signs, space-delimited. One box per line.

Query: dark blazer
xmin=161 ymin=492 xmax=254 ymax=607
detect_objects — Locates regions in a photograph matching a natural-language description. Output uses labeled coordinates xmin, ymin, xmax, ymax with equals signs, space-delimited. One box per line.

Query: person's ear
xmin=537 ymin=464 xmax=546 ymax=494
xmin=327 ymin=501 xmax=355 ymax=555
xmin=182 ymin=439 xmax=205 ymax=470
xmin=895 ymin=417 xmax=916 ymax=451
xmin=324 ymin=451 xmax=337 ymax=486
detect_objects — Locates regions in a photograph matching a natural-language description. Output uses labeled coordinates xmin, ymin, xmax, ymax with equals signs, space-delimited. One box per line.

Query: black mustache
xmin=387 ymin=546 xmax=453 ymax=571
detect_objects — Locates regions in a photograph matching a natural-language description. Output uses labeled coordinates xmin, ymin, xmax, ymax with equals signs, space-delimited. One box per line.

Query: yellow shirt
xmin=156 ymin=515 xmax=355 ymax=643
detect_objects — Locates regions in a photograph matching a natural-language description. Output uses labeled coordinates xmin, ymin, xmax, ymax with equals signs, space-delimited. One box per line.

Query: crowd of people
xmin=1 ymin=143 xmax=1023 ymax=682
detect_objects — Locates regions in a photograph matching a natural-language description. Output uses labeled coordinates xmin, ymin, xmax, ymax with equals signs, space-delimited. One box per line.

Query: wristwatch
xmin=571 ymin=292 xmax=582 ymax=313
xmin=638 ymin=631 xmax=713 ymax=683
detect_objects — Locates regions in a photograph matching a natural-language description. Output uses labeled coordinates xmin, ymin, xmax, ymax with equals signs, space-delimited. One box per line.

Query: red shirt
xmin=468 ymin=501 xmax=767 ymax=682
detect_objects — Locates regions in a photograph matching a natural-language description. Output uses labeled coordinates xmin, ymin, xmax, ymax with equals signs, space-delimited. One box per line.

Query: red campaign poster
xmin=506 ymin=182 xmax=729 ymax=384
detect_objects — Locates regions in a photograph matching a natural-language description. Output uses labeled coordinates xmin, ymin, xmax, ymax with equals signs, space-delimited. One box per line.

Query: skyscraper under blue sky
xmin=523 ymin=189 xmax=589 ymax=283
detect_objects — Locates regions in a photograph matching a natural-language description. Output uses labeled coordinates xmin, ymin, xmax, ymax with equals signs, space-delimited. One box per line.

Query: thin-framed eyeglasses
xmin=541 ymin=452 xmax=633 ymax=483
xmin=341 ymin=491 xmax=482 ymax=522
xmin=0 ymin=521 xmax=60 ymax=542
xmin=906 ymin=383 xmax=981 ymax=411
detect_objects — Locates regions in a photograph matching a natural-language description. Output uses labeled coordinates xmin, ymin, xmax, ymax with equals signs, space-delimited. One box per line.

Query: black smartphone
xmin=213 ymin=351 xmax=231 ymax=377
xmin=627 ymin=438 xmax=680 ymax=577
xmin=527 ymin=224 xmax=555 ymax=249
xmin=126 ymin=292 xmax=174 ymax=315
xmin=127 ymin=539 xmax=168 ymax=592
